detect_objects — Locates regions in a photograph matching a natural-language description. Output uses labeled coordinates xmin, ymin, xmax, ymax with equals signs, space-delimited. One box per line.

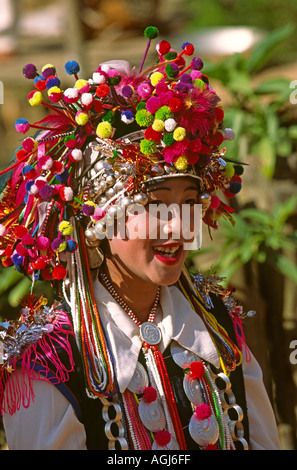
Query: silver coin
xmin=127 ymin=362 xmax=149 ymax=394
xmin=140 ymin=322 xmax=161 ymax=345
xmin=189 ymin=413 xmax=219 ymax=447
xmin=170 ymin=342 xmax=199 ymax=369
xmin=138 ymin=399 xmax=166 ymax=433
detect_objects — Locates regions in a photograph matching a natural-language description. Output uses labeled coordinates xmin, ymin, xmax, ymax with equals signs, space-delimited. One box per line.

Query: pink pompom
xmin=21 ymin=233 xmax=35 ymax=247
xmin=92 ymin=207 xmax=105 ymax=221
xmin=143 ymin=386 xmax=157 ymax=403
xmin=137 ymin=83 xmax=152 ymax=100
xmin=35 ymin=236 xmax=50 ymax=251
xmin=195 ymin=403 xmax=212 ymax=420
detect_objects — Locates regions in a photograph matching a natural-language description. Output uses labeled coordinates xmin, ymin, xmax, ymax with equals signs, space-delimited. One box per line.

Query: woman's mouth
xmin=152 ymin=244 xmax=183 ymax=265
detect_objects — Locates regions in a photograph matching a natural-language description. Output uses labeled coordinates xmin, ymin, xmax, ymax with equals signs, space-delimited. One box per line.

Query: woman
xmin=0 ymin=27 xmax=279 ymax=450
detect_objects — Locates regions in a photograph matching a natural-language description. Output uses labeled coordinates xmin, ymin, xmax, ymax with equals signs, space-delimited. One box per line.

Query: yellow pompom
xmin=152 ymin=119 xmax=165 ymax=132
xmin=75 ymin=111 xmax=89 ymax=126
xmin=222 ymin=162 xmax=235 ymax=178
xmin=58 ymin=221 xmax=73 ymax=236
xmin=56 ymin=241 xmax=67 ymax=252
xmin=173 ymin=127 xmax=186 ymax=141
xmin=75 ymin=79 xmax=88 ymax=90
xmin=28 ymin=91 xmax=43 ymax=106
xmin=150 ymin=72 xmax=164 ymax=87
xmin=174 ymin=156 xmax=188 ymax=171
xmin=96 ymin=121 xmax=113 ymax=138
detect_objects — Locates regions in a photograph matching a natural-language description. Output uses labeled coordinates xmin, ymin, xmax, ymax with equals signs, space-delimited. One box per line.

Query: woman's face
xmin=107 ymin=178 xmax=201 ymax=288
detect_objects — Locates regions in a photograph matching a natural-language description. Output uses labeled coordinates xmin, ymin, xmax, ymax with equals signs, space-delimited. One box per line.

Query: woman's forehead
xmin=145 ymin=178 xmax=200 ymax=194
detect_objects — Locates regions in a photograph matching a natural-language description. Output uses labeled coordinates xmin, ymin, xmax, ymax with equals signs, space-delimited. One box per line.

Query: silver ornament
xmin=128 ymin=362 xmax=149 ymax=394
xmin=138 ymin=399 xmax=166 ymax=433
xmin=189 ymin=413 xmax=219 ymax=447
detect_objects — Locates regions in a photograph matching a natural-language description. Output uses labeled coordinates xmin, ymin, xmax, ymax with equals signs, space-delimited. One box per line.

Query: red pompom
xmin=144 ymin=126 xmax=161 ymax=142
xmin=204 ymin=444 xmax=218 ymax=450
xmin=157 ymin=40 xmax=171 ymax=55
xmin=52 ymin=265 xmax=67 ymax=280
xmin=14 ymin=225 xmax=28 ymax=238
xmin=143 ymin=386 xmax=158 ymax=403
xmin=16 ymin=149 xmax=28 ymax=162
xmin=189 ymin=361 xmax=205 ymax=379
xmin=32 ymin=258 xmax=47 ymax=270
xmin=195 ymin=403 xmax=212 ymax=420
xmin=210 ymin=195 xmax=221 ymax=210
xmin=168 ymin=97 xmax=182 ymax=112
xmin=183 ymin=43 xmax=194 ymax=56
xmin=41 ymin=266 xmax=53 ymax=280
xmin=155 ymin=430 xmax=171 ymax=447
xmin=21 ymin=233 xmax=35 ymax=247
xmin=51 ymin=160 xmax=64 ymax=174
xmin=96 ymin=84 xmax=110 ymax=98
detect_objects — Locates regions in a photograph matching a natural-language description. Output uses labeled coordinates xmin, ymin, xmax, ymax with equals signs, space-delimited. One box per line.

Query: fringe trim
xmin=0 ymin=311 xmax=75 ymax=416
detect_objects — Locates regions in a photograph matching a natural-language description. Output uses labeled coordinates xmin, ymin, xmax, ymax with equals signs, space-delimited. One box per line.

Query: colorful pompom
xmin=42 ymin=64 xmax=56 ymax=79
xmin=45 ymin=76 xmax=60 ymax=90
xmin=152 ymin=119 xmax=165 ymax=132
xmin=189 ymin=361 xmax=205 ymax=379
xmin=144 ymin=26 xmax=159 ymax=40
xmin=75 ymin=111 xmax=89 ymax=126
xmin=135 ymin=109 xmax=154 ymax=127
xmin=150 ymin=72 xmax=164 ymax=87
xmin=173 ymin=127 xmax=186 ymax=141
xmin=23 ymin=63 xmax=38 ymax=79
xmin=70 ymin=148 xmax=83 ymax=162
xmin=182 ymin=42 xmax=194 ymax=56
xmin=59 ymin=186 xmax=74 ymax=201
xmin=35 ymin=236 xmax=50 ymax=251
xmin=194 ymin=403 xmax=212 ymax=420
xmin=96 ymin=84 xmax=110 ymax=98
xmin=52 ymin=265 xmax=67 ymax=280
xmin=142 ymin=386 xmax=158 ymax=402
xmin=137 ymin=83 xmax=152 ymax=99
xmin=58 ymin=221 xmax=73 ymax=236
xmin=82 ymin=200 xmax=96 ymax=216
xmin=155 ymin=430 xmax=171 ymax=447
xmin=121 ymin=110 xmax=134 ymax=124
xmin=96 ymin=121 xmax=113 ymax=138
xmin=156 ymin=40 xmax=171 ymax=55
xmin=65 ymin=60 xmax=80 ymax=75
xmin=15 ymin=118 xmax=30 ymax=134
xmin=22 ymin=137 xmax=37 ymax=153
xmin=75 ymin=79 xmax=90 ymax=93
xmin=140 ymin=139 xmax=156 ymax=155
xmin=174 ymin=155 xmax=188 ymax=171
xmin=48 ymin=86 xmax=63 ymax=103
xmin=28 ymin=90 xmax=43 ymax=106
xmin=192 ymin=57 xmax=204 ymax=71
xmin=34 ymin=75 xmax=46 ymax=90
xmin=63 ymin=87 xmax=79 ymax=104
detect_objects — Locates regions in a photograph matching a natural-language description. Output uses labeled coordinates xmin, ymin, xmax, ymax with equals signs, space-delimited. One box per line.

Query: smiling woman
xmin=0 ymin=27 xmax=280 ymax=451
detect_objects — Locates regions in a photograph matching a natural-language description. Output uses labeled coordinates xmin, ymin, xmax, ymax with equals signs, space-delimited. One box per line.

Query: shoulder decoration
xmin=178 ymin=269 xmax=253 ymax=373
xmin=0 ymin=296 xmax=74 ymax=416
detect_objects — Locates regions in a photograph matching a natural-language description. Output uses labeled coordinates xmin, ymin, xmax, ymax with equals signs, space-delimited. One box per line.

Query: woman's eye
xmin=184 ymin=198 xmax=197 ymax=206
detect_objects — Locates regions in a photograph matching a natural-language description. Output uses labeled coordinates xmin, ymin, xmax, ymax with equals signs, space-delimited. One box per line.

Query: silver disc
xmin=140 ymin=322 xmax=161 ymax=345
xmin=128 ymin=362 xmax=149 ymax=394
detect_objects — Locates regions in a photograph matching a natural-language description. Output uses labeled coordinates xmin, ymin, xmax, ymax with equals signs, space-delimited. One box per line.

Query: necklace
xmin=99 ymin=271 xmax=187 ymax=450
xmin=100 ymin=272 xmax=162 ymax=346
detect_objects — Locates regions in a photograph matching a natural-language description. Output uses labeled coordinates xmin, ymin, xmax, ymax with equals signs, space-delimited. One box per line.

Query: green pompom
xmin=155 ymin=106 xmax=173 ymax=121
xmin=140 ymin=139 xmax=157 ymax=155
xmin=135 ymin=109 xmax=154 ymax=127
xmin=144 ymin=26 xmax=159 ymax=40
xmin=162 ymin=133 xmax=175 ymax=146
xmin=164 ymin=51 xmax=177 ymax=60
xmin=136 ymin=101 xmax=147 ymax=111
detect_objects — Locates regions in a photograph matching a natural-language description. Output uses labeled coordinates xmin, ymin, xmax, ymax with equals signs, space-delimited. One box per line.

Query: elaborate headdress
xmin=0 ymin=27 xmax=244 ymax=402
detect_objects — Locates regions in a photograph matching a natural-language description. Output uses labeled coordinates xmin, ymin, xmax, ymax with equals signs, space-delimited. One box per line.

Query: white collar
xmin=92 ymin=279 xmax=220 ymax=393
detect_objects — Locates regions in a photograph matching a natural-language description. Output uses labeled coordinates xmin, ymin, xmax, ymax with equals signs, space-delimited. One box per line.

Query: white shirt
xmin=3 ymin=282 xmax=280 ymax=450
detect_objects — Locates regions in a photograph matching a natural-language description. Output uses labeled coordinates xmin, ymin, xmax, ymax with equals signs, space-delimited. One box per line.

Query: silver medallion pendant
xmin=140 ymin=322 xmax=161 ymax=345
xmin=128 ymin=362 xmax=149 ymax=394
